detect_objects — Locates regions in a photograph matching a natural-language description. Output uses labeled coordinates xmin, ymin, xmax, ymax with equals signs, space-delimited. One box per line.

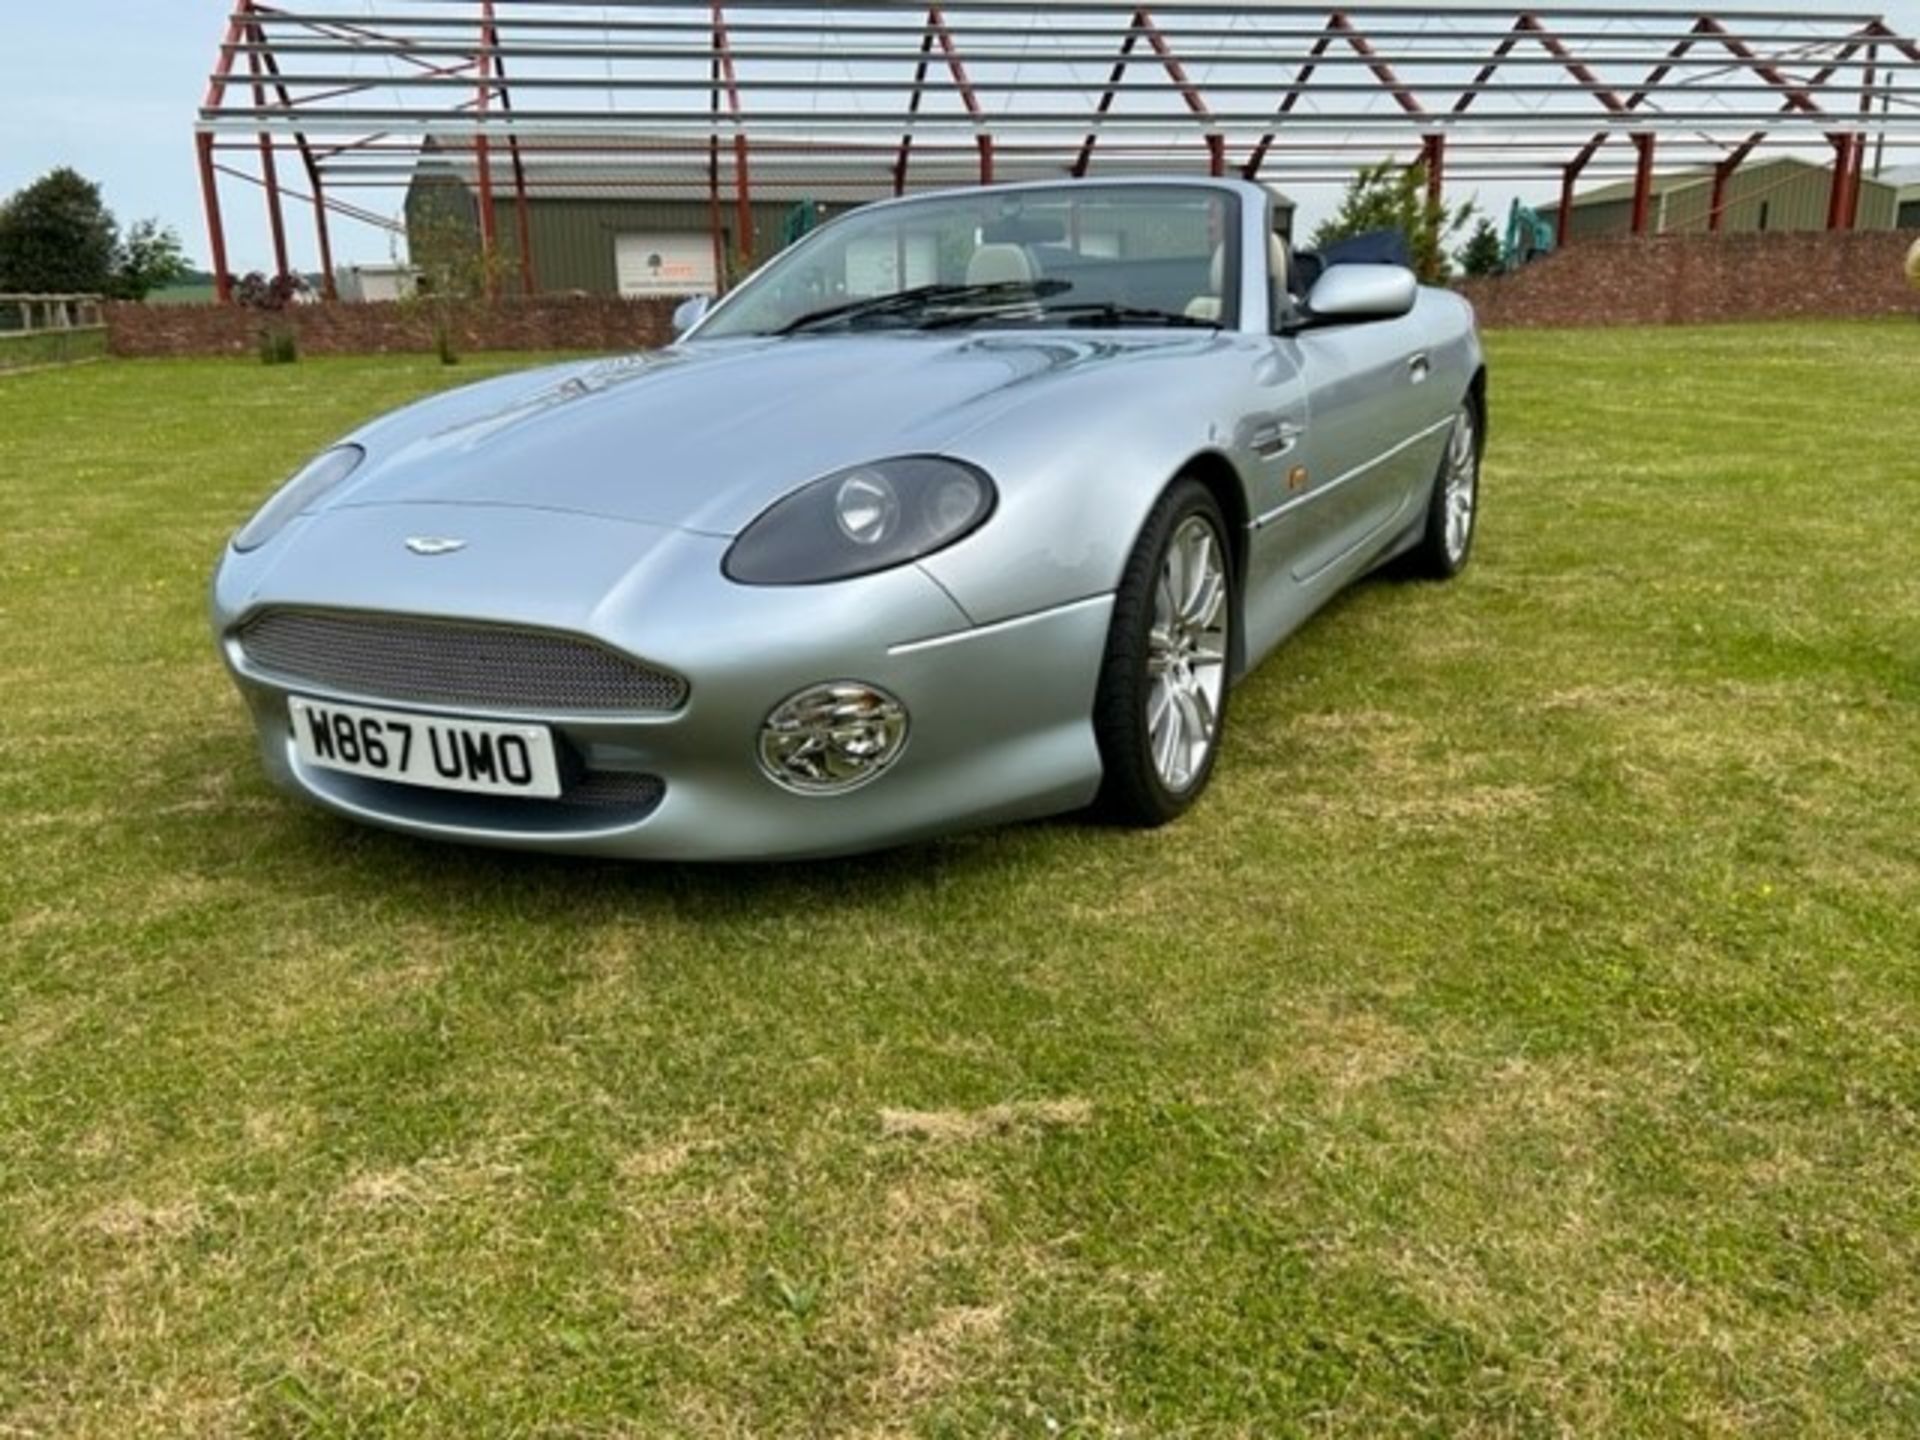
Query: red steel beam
xmin=1557 ymin=162 xmax=1580 ymax=245
xmin=894 ymin=25 xmax=940 ymax=194
xmin=1328 ymin=13 xmax=1428 ymax=117
xmin=203 ymin=7 xmax=249 ymax=303
xmin=1136 ymin=10 xmax=1224 ymax=174
xmin=714 ymin=4 xmax=755 ymax=274
xmin=483 ymin=36 xmax=539 ymax=296
xmin=1516 ymin=13 xmax=1630 ymax=113
xmin=197 ymin=134 xmax=235 ymax=305
xmin=252 ymin=36 xmax=338 ymax=299
xmin=1072 ymin=22 xmax=1144 ymax=177
xmin=245 ymin=20 xmax=293 ymax=284
xmin=708 ymin=49 xmax=726 ymax=291
xmin=1547 ymin=20 xmax=1714 ymax=247
xmin=1695 ymin=16 xmax=1827 ymax=116
xmin=1826 ymin=134 xmax=1856 ymax=229
xmin=1630 ymin=132 xmax=1656 ymax=234
xmin=1707 ymin=48 xmax=1862 ymax=231
xmin=1850 ymin=45 xmax=1878 ymax=229
xmin=1244 ymin=29 xmax=1335 ymax=180
xmin=473 ymin=3 xmax=498 ymax=296
xmin=1451 ymin=25 xmax=1525 ymax=116
xmin=925 ymin=7 xmax=993 ymax=184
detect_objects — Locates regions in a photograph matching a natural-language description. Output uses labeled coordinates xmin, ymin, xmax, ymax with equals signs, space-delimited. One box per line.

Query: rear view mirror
xmin=1298 ymin=264 xmax=1418 ymax=328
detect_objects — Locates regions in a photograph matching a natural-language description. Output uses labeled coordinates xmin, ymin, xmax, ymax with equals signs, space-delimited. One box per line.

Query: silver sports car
xmin=212 ymin=178 xmax=1485 ymax=860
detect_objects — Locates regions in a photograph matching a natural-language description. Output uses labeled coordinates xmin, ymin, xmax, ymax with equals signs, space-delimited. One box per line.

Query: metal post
xmin=1425 ymin=134 xmax=1446 ymax=207
xmin=310 ymin=177 xmax=338 ymax=300
xmin=714 ymin=5 xmax=755 ymax=274
xmin=708 ymin=58 xmax=726 ymax=294
xmin=253 ymin=35 xmax=338 ymax=299
xmin=480 ymin=3 xmax=538 ymax=295
xmin=474 ymin=3 xmax=499 ymax=298
xmin=246 ymin=43 xmax=291 ymax=283
xmin=1826 ymin=135 xmax=1854 ymax=230
xmin=1074 ymin=18 xmax=1143 ymax=178
xmin=1630 ymin=134 xmax=1656 ymax=234
xmin=1708 ymin=160 xmax=1734 ymax=232
xmin=1557 ymin=164 xmax=1579 ymax=246
xmin=197 ymin=133 xmax=234 ymax=305
xmin=895 ymin=25 xmax=938 ymax=195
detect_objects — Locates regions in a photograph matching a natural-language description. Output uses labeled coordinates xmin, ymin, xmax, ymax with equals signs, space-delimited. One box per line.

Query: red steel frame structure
xmin=198 ymin=2 xmax=1920 ymax=304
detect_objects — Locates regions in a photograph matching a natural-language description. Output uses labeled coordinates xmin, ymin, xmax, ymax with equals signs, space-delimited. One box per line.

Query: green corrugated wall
xmin=487 ymin=198 xmax=793 ymax=293
xmin=1566 ymin=161 xmax=1902 ymax=239
xmin=1662 ymin=163 xmax=1896 ymax=234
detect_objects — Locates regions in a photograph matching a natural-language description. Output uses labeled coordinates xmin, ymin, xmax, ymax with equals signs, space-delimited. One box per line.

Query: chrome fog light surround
xmin=757 ymin=682 xmax=909 ymax=795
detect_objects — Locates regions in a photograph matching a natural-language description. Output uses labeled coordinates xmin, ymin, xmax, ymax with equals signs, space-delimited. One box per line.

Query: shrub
xmin=257 ymin=325 xmax=298 ymax=365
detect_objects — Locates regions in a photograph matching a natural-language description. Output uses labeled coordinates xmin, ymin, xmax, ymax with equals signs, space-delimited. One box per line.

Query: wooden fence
xmin=0 ymin=293 xmax=109 ymax=370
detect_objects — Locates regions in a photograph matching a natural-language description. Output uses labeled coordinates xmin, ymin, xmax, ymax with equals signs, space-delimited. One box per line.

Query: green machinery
xmin=779 ymin=199 xmax=824 ymax=250
xmin=1502 ymin=198 xmax=1556 ymax=271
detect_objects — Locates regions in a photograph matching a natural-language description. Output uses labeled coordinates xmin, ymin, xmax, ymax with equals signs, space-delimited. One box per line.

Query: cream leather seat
xmin=1186 ymin=235 xmax=1290 ymax=322
xmin=966 ymin=243 xmax=1036 ymax=286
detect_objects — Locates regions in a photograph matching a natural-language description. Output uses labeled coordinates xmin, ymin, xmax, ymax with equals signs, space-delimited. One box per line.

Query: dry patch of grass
xmin=878 ymin=1098 xmax=1093 ymax=1143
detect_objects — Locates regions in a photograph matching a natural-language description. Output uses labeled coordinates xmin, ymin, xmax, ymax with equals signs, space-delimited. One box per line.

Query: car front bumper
xmin=215 ymin=504 xmax=1111 ymax=860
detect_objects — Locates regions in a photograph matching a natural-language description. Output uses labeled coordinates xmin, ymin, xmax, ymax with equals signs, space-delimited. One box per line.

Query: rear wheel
xmin=1094 ymin=479 xmax=1232 ymax=826
xmin=1404 ymin=399 xmax=1481 ymax=579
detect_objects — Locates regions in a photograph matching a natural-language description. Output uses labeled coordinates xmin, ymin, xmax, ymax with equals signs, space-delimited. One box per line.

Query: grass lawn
xmin=0 ymin=328 xmax=108 ymax=373
xmin=2 ymin=323 xmax=1917 ymax=1437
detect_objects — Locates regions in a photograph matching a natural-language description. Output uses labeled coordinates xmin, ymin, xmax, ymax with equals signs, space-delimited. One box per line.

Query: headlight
xmin=231 ymin=445 xmax=365 ymax=553
xmin=758 ymin=682 xmax=910 ymax=794
xmin=724 ymin=456 xmax=995 ymax=585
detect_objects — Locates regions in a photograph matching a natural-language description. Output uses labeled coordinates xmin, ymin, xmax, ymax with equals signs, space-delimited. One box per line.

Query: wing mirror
xmin=671 ymin=294 xmax=711 ymax=338
xmin=1289 ymin=264 xmax=1418 ymax=332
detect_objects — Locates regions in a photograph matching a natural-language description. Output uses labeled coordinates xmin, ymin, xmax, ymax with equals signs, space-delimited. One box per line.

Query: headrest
xmin=967 ymin=244 xmax=1035 ymax=286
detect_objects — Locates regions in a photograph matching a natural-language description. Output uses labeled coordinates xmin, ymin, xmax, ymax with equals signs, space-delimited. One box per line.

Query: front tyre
xmin=1094 ymin=479 xmax=1233 ymax=827
xmin=1405 ymin=399 xmax=1482 ymax=580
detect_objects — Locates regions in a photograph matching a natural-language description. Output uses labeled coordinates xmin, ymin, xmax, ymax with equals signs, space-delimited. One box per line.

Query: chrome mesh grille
xmin=236 ymin=608 xmax=687 ymax=714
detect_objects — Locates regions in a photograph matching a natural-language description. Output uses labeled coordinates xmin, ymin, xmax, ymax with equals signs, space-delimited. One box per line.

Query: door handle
xmin=1251 ymin=420 xmax=1303 ymax=458
xmin=1408 ymin=353 xmax=1431 ymax=384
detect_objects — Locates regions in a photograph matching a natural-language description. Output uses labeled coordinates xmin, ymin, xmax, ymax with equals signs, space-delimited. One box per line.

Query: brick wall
xmin=104 ymin=294 xmax=681 ymax=359
xmin=1456 ymin=230 xmax=1920 ymax=329
xmin=104 ymin=231 xmax=1920 ymax=357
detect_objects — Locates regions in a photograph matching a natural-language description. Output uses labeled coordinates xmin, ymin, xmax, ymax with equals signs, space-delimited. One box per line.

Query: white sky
xmin=2 ymin=1 xmax=1916 ymax=274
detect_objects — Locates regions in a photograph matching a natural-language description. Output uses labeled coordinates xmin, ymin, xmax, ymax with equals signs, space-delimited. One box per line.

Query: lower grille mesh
xmin=237 ymin=608 xmax=687 ymax=714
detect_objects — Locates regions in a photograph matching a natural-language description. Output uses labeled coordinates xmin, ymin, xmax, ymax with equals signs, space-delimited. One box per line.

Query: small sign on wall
xmin=615 ymin=234 xmax=718 ymax=297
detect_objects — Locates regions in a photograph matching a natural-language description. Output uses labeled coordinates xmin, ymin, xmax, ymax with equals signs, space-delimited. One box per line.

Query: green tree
xmin=1457 ymin=217 xmax=1504 ymax=279
xmin=110 ymin=219 xmax=192 ymax=301
xmin=1310 ymin=161 xmax=1476 ymax=286
xmin=0 ymin=167 xmax=119 ymax=293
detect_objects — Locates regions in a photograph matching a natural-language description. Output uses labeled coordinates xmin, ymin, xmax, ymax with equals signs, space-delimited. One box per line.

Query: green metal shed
xmin=1561 ymin=156 xmax=1902 ymax=239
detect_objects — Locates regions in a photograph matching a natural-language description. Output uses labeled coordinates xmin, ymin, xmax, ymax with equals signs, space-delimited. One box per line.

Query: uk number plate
xmin=288 ymin=697 xmax=563 ymax=799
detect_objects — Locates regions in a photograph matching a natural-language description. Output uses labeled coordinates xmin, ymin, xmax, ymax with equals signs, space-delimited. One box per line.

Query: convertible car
xmin=212 ymin=178 xmax=1485 ymax=860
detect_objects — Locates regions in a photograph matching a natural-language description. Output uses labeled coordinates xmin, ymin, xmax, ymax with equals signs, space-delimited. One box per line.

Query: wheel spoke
xmin=1153 ymin=693 xmax=1185 ymax=781
xmin=1147 ymin=679 xmax=1173 ymax=735
xmin=1187 ymin=681 xmax=1216 ymax=740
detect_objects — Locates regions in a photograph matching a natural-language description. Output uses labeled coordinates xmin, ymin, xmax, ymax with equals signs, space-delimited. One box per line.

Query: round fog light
xmin=758 ymin=682 xmax=909 ymax=794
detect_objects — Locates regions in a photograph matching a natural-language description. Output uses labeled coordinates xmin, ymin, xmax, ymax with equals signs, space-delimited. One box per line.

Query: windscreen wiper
xmin=1039 ymin=302 xmax=1224 ymax=330
xmin=774 ymin=279 xmax=1071 ymax=335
